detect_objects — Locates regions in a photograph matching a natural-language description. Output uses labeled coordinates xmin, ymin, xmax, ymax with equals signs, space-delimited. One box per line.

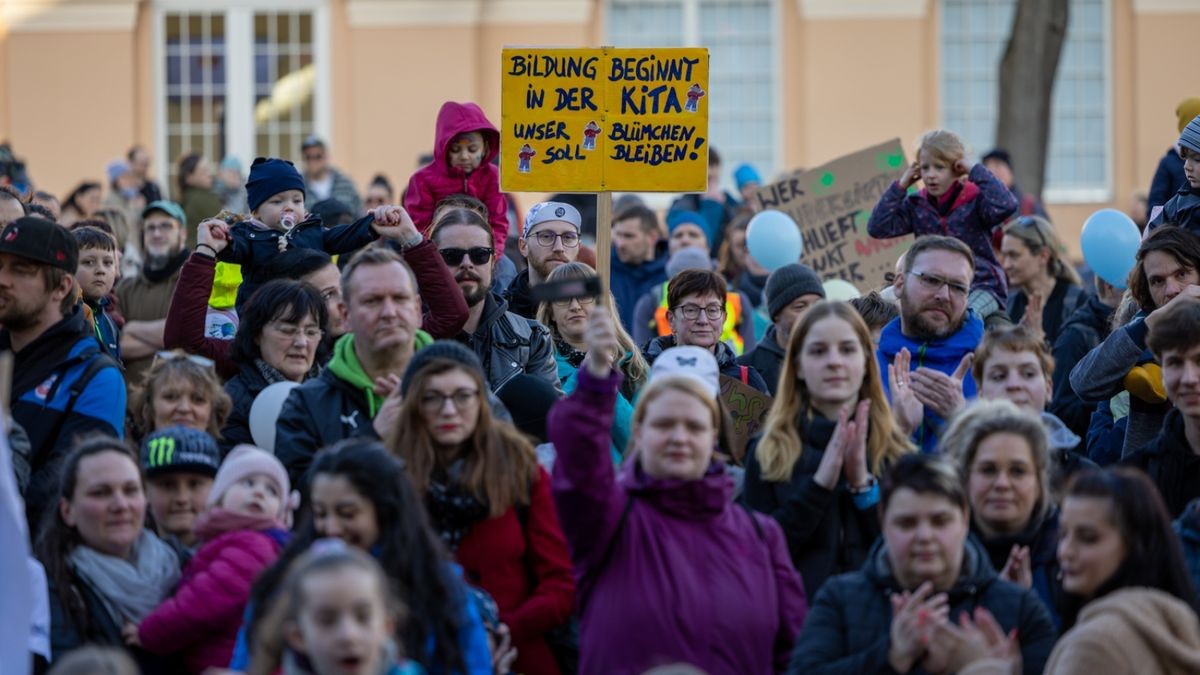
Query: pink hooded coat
xmin=404 ymin=101 xmax=510 ymax=255
xmin=138 ymin=524 xmax=284 ymax=673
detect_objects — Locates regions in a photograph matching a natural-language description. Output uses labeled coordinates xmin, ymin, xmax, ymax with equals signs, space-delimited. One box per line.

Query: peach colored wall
xmin=796 ymin=16 xmax=937 ymax=169
xmin=0 ymin=22 xmax=10 ymax=143
xmin=4 ymin=30 xmax=138 ymax=198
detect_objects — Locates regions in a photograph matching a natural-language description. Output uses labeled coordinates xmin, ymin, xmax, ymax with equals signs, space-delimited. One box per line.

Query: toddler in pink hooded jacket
xmin=404 ymin=101 xmax=510 ymax=255
xmin=136 ymin=445 xmax=296 ymax=673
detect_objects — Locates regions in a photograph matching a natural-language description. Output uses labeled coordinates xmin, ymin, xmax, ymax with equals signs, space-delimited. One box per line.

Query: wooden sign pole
xmin=595 ymin=191 xmax=613 ymax=291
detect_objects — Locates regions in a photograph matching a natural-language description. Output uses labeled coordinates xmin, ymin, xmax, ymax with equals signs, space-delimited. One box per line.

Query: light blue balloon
xmin=746 ymin=210 xmax=804 ymax=272
xmin=1080 ymin=209 xmax=1140 ymax=289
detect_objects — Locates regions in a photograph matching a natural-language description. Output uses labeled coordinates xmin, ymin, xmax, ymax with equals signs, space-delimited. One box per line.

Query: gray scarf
xmin=68 ymin=531 xmax=181 ymax=624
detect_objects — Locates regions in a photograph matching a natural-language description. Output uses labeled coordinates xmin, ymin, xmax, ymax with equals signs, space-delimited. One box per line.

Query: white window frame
xmin=152 ymin=0 xmax=331 ymax=190
xmin=938 ymin=0 xmax=1112 ymax=204
xmin=604 ymin=0 xmax=783 ymax=206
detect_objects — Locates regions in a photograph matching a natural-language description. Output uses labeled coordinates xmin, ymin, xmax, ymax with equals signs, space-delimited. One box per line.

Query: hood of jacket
xmin=618 ymin=458 xmax=734 ymax=521
xmin=1141 ymin=407 xmax=1189 ymax=460
xmin=1041 ymin=411 xmax=1081 ymax=451
xmin=1076 ymin=588 xmax=1200 ymax=671
xmin=433 ymin=102 xmax=500 ymax=179
xmin=326 ymin=330 xmax=433 ymax=416
xmin=1177 ymin=497 xmax=1200 ymax=541
xmin=862 ymin=532 xmax=998 ymax=600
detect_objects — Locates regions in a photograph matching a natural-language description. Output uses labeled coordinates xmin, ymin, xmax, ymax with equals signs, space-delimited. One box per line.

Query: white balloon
xmin=746 ymin=210 xmax=804 ymax=272
xmin=250 ymin=381 xmax=301 ymax=454
xmin=823 ymin=279 xmax=861 ymax=301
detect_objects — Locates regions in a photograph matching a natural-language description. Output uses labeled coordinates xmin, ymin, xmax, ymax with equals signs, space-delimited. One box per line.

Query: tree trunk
xmin=995 ymin=0 xmax=1069 ymax=202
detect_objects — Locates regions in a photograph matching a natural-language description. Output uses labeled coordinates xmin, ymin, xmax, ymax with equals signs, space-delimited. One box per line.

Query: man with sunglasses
xmin=430 ymin=209 xmax=560 ymax=394
xmin=504 ymin=201 xmax=583 ymax=319
xmin=877 ymin=235 xmax=983 ymax=452
xmin=0 ymin=217 xmax=126 ymax=526
xmin=300 ymin=136 xmax=361 ymax=216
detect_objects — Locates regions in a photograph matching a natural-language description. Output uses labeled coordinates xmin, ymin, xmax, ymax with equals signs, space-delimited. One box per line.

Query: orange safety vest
xmin=653 ymin=284 xmax=745 ymax=355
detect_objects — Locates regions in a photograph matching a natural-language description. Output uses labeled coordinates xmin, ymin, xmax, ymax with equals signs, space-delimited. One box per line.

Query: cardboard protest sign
xmin=754 ymin=139 xmax=913 ymax=292
xmin=719 ymin=374 xmax=772 ymax=460
xmin=500 ymin=47 xmax=709 ymax=193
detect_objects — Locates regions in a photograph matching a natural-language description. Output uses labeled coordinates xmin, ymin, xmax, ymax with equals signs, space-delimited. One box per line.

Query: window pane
xmin=254 ymin=11 xmax=317 ymax=161
xmin=940 ymin=0 xmax=1109 ymax=196
xmin=163 ymin=11 xmax=226 ymax=200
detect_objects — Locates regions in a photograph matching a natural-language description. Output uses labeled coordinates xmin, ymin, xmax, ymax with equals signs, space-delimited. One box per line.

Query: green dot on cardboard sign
xmin=820 ymin=172 xmax=835 ymax=187
xmin=854 ymin=211 xmax=869 ymax=228
xmin=886 ymin=153 xmax=903 ymax=168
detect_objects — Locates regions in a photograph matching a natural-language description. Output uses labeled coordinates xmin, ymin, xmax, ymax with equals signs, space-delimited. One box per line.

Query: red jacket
xmin=404 ymin=101 xmax=510 ymax=255
xmin=455 ymin=467 xmax=575 ymax=675
xmin=139 ymin=529 xmax=283 ymax=673
xmin=162 ymin=244 xmax=468 ymax=378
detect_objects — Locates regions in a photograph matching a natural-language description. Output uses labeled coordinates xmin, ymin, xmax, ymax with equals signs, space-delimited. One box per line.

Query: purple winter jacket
xmin=867 ymin=163 xmax=1018 ymax=306
xmin=548 ymin=367 xmax=808 ymax=675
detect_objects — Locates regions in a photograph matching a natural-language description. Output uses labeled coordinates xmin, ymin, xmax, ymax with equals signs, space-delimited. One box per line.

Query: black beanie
xmin=401 ymin=340 xmax=486 ymax=396
xmin=246 ymin=157 xmax=306 ymax=213
xmin=765 ymin=263 xmax=825 ymax=320
xmin=495 ymin=375 xmax=560 ymax=443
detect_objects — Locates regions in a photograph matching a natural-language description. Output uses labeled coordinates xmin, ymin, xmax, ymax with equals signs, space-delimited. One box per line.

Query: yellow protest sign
xmin=500 ymin=47 xmax=709 ymax=193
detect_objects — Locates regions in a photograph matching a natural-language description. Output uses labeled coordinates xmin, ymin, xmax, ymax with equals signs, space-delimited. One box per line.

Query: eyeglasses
xmin=153 ymin=351 xmax=215 ymax=369
xmin=907 ymin=271 xmax=970 ymax=299
xmin=551 ymin=296 xmax=595 ymax=309
xmin=529 ymin=231 xmax=580 ymax=248
xmin=439 ymin=247 xmax=494 ymax=266
xmin=268 ymin=321 xmax=324 ymax=342
xmin=419 ymin=388 xmax=479 ymax=413
xmin=676 ymin=303 xmax=724 ymax=321
xmin=302 ymin=153 xmax=324 ymax=162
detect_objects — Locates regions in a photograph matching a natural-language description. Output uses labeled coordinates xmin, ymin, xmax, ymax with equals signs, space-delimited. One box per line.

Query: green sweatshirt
xmin=326 ymin=329 xmax=433 ymax=417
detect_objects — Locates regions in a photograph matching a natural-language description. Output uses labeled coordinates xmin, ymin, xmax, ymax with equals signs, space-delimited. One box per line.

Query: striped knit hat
xmin=1178 ymin=114 xmax=1200 ymax=156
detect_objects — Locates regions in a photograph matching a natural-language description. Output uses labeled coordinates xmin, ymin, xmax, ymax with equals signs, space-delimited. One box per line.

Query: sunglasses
xmin=1010 ymin=216 xmax=1048 ymax=250
xmin=439 ymin=247 xmax=494 ymax=266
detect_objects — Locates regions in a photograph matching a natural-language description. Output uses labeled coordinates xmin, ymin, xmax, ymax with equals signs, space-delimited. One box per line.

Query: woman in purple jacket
xmin=547 ymin=308 xmax=808 ymax=675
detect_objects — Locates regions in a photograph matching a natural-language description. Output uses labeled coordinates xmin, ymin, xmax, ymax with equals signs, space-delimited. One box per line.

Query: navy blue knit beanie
xmin=246 ymin=157 xmax=306 ymax=213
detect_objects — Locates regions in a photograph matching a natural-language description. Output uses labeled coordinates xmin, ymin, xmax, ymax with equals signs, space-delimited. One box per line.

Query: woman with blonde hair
xmin=744 ymin=300 xmax=912 ymax=593
xmin=1000 ymin=215 xmax=1088 ymax=347
xmin=941 ymin=398 xmax=1063 ymax=624
xmin=130 ymin=350 xmax=232 ymax=444
xmin=537 ymin=261 xmax=649 ymax=459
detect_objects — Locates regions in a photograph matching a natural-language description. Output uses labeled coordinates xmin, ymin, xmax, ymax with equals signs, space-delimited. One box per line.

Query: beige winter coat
xmin=1045 ymin=587 xmax=1200 ymax=674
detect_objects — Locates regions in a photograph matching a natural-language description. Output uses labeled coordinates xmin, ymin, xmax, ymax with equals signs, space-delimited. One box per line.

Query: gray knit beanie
xmin=1179 ymin=114 xmax=1200 ymax=156
xmin=765 ymin=263 xmax=825 ymax=320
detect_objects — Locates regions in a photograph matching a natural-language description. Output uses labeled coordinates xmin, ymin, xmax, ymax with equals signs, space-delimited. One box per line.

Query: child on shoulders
xmin=867 ymin=129 xmax=1018 ymax=325
xmin=201 ymin=157 xmax=412 ymax=312
xmin=404 ymin=101 xmax=509 ymax=256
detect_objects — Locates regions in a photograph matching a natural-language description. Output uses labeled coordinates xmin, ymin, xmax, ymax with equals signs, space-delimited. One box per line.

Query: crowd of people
xmin=3 ymin=95 xmax=1200 ymax=675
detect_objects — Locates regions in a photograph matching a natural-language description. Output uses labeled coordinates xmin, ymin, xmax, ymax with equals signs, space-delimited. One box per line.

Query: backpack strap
xmin=39 ymin=352 xmax=120 ymax=469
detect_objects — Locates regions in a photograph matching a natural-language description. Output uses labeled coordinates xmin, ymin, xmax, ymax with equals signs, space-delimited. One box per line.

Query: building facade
xmin=1 ymin=0 xmax=1197 ymax=254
